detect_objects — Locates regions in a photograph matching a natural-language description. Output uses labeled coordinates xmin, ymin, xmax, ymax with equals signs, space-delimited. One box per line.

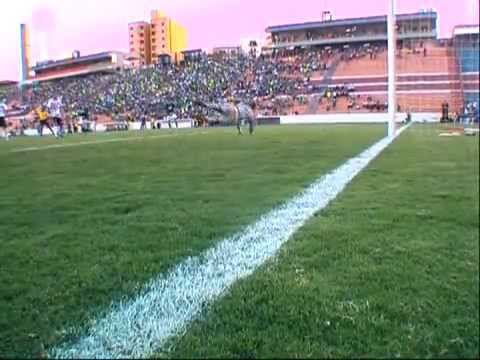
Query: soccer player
xmin=172 ymin=112 xmax=179 ymax=128
xmin=140 ymin=111 xmax=148 ymax=131
xmin=35 ymin=105 xmax=56 ymax=137
xmin=48 ymin=96 xmax=65 ymax=138
xmin=92 ymin=115 xmax=97 ymax=133
xmin=169 ymin=103 xmax=179 ymax=128
xmin=0 ymin=98 xmax=9 ymax=140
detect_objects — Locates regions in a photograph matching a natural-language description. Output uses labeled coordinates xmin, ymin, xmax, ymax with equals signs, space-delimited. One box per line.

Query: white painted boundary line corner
xmin=49 ymin=123 xmax=412 ymax=359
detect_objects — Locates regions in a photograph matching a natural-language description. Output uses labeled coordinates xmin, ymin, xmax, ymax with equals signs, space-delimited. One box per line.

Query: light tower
xmin=20 ymin=24 xmax=31 ymax=83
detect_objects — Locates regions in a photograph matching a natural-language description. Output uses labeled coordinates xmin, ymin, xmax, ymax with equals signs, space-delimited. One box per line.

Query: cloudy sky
xmin=1 ymin=0 xmax=478 ymax=80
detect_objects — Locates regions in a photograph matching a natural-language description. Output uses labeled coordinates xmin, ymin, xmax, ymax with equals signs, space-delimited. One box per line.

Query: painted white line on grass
xmin=49 ymin=124 xmax=412 ymax=359
xmin=10 ymin=131 xmax=209 ymax=153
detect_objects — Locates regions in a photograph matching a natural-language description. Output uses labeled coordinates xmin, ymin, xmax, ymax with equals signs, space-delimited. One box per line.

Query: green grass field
xmin=0 ymin=125 xmax=478 ymax=358
xmin=166 ymin=126 xmax=479 ymax=359
xmin=0 ymin=125 xmax=383 ymax=357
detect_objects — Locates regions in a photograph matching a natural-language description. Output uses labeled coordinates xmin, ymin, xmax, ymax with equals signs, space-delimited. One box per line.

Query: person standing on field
xmin=0 ymin=99 xmax=9 ymax=140
xmin=35 ymin=105 xmax=56 ymax=137
xmin=140 ymin=111 xmax=148 ymax=131
xmin=47 ymin=96 xmax=65 ymax=138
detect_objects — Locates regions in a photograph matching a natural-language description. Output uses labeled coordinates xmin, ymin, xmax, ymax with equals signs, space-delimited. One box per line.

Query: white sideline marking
xmin=49 ymin=124 xmax=412 ymax=359
xmin=10 ymin=131 xmax=208 ymax=153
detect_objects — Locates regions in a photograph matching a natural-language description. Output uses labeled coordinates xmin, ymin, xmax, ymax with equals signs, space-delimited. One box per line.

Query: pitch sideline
xmin=9 ymin=130 xmax=209 ymax=153
xmin=49 ymin=124 xmax=412 ymax=358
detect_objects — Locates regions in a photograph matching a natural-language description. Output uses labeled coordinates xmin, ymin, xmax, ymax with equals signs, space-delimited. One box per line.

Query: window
xmin=152 ymin=37 xmax=156 ymax=43
xmin=152 ymin=31 xmax=156 ymax=36
xmin=130 ymin=27 xmax=133 ymax=31
xmin=152 ymin=46 xmax=156 ymax=51
xmin=140 ymin=40 xmax=145 ymax=44
xmin=130 ymin=48 xmax=135 ymax=52
xmin=140 ymin=33 xmax=144 ymax=37
xmin=162 ymin=44 xmax=165 ymax=48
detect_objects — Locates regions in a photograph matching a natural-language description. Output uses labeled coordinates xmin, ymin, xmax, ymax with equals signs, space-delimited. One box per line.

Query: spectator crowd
xmin=3 ymin=44 xmax=423 ymax=133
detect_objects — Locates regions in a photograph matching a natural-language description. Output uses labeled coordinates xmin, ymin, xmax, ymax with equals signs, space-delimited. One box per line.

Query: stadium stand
xmin=453 ymin=25 xmax=479 ymax=120
xmin=3 ymin=11 xmax=477 ymax=128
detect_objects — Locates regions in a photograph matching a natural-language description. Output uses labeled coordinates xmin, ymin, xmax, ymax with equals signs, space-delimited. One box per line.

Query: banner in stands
xmin=257 ymin=116 xmax=281 ymax=125
xmin=279 ymin=113 xmax=440 ymax=125
xmin=22 ymin=119 xmax=193 ymax=136
xmin=130 ymin=119 xmax=193 ymax=130
xmin=20 ymin=114 xmax=440 ymax=136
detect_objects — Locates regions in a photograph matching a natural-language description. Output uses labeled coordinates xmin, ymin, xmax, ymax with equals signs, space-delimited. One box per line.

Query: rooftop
xmin=32 ymin=51 xmax=125 ymax=72
xmin=266 ymin=11 xmax=437 ymax=33
xmin=128 ymin=21 xmax=150 ymax=26
xmin=182 ymin=49 xmax=203 ymax=54
xmin=453 ymin=24 xmax=480 ymax=36
xmin=0 ymin=80 xmax=18 ymax=87
xmin=213 ymin=46 xmax=242 ymax=50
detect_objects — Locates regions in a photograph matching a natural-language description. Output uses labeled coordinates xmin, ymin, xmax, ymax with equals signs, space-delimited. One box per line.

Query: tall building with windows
xmin=128 ymin=10 xmax=187 ymax=66
xmin=128 ymin=21 xmax=151 ymax=67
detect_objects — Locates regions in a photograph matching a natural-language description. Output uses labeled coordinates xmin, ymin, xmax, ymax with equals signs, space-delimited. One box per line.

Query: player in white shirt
xmin=167 ymin=113 xmax=178 ymax=128
xmin=0 ymin=99 xmax=10 ymax=140
xmin=47 ymin=96 xmax=65 ymax=138
xmin=92 ymin=115 xmax=97 ymax=133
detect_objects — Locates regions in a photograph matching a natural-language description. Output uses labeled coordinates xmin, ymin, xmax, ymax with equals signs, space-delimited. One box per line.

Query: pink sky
xmin=1 ymin=0 xmax=478 ymax=80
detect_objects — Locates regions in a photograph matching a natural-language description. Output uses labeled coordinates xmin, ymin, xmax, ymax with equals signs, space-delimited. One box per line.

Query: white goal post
xmin=387 ymin=0 xmax=397 ymax=137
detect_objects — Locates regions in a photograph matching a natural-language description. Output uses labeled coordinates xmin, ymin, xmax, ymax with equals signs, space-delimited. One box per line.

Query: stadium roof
xmin=182 ymin=49 xmax=203 ymax=54
xmin=453 ymin=25 xmax=480 ymax=36
xmin=24 ymin=66 xmax=118 ymax=84
xmin=0 ymin=80 xmax=18 ymax=87
xmin=213 ymin=46 xmax=242 ymax=50
xmin=266 ymin=11 xmax=437 ymax=33
xmin=31 ymin=51 xmax=125 ymax=72
xmin=128 ymin=21 xmax=150 ymax=26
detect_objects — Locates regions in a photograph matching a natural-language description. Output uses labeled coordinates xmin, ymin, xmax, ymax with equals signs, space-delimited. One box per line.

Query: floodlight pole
xmin=387 ymin=0 xmax=397 ymax=137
